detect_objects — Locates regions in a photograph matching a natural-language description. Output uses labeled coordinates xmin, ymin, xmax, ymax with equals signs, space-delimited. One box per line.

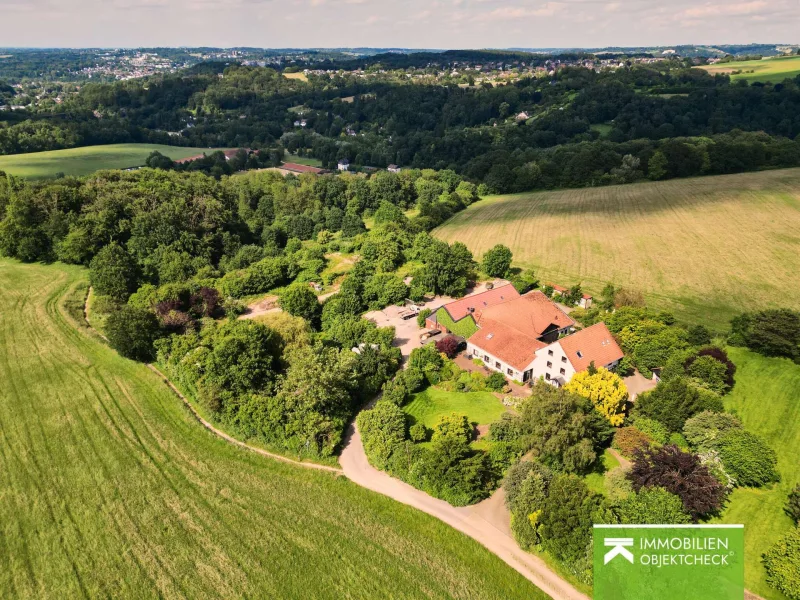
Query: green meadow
xmin=0 ymin=259 xmax=543 ymax=600
xmin=0 ymin=143 xmax=215 ymax=179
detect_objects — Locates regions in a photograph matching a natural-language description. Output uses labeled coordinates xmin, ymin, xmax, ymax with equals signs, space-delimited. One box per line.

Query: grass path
xmin=434 ymin=168 xmax=800 ymax=327
xmin=0 ymin=259 xmax=543 ymax=599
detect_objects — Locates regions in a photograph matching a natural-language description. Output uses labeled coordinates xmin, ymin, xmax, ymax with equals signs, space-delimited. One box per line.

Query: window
xmin=546 ymin=361 xmax=552 ymax=368
xmin=495 ymin=361 xmax=501 ymax=369
xmin=507 ymin=368 xmax=513 ymax=376
xmin=484 ymin=355 xmax=490 ymax=361
xmin=545 ymin=373 xmax=551 ymax=380
xmin=548 ymin=349 xmax=554 ymax=356
xmin=561 ymin=356 xmax=567 ymax=363
xmin=560 ymin=368 xmax=566 ymax=375
xmin=577 ymin=351 xmax=583 ymax=359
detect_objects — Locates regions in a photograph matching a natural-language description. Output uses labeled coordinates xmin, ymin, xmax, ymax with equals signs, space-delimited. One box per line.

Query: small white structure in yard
xmin=387 ymin=164 xmax=402 ymax=173
xmin=579 ymin=294 xmax=593 ymax=309
xmin=338 ymin=159 xmax=350 ymax=171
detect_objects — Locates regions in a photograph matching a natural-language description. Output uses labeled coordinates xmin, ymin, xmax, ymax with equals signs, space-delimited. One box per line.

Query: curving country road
xmin=338 ymin=423 xmax=590 ymax=600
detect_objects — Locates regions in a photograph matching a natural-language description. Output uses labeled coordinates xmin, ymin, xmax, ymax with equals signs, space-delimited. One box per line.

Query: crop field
xmin=0 ymin=259 xmax=543 ymax=600
xmin=434 ymin=168 xmax=800 ymax=327
xmin=0 ymin=144 xmax=216 ymax=179
xmin=700 ymin=55 xmax=800 ymax=83
xmin=716 ymin=347 xmax=800 ymax=599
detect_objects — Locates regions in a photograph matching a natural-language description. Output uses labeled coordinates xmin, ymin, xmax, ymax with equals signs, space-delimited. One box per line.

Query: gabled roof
xmin=476 ymin=290 xmax=574 ymax=339
xmin=469 ymin=318 xmax=546 ymax=371
xmin=438 ymin=284 xmax=520 ymax=322
xmin=559 ymin=322 xmax=624 ymax=372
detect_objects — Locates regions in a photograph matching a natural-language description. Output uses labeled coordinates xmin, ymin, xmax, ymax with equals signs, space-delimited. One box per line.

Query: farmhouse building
xmin=338 ymin=159 xmax=350 ymax=171
xmin=430 ymin=286 xmax=622 ymax=385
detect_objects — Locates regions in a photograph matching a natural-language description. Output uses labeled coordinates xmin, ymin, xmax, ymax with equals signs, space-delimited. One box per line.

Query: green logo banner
xmin=593 ymin=525 xmax=744 ymax=600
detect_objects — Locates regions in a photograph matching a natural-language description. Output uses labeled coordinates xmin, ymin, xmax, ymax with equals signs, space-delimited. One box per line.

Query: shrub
xmin=485 ymin=372 xmax=507 ymax=392
xmin=564 ymin=366 xmax=627 ymax=426
xmin=481 ymin=244 xmax=513 ymax=277
xmin=628 ymin=444 xmax=726 ymax=520
xmin=416 ymin=308 xmax=432 ymax=328
xmin=716 ymin=429 xmax=779 ymax=487
xmin=633 ymin=418 xmax=669 ymax=444
xmin=505 ymin=462 xmax=553 ymax=550
xmin=686 ymin=324 xmax=712 ymax=346
xmin=732 ymin=309 xmax=800 ymax=361
xmin=683 ymin=411 xmax=742 ymax=450
xmin=357 ymin=401 xmax=406 ymax=470
xmin=686 ymin=355 xmax=729 ymax=394
xmin=539 ymin=474 xmax=599 ymax=565
xmin=613 ymin=427 xmax=653 ymax=457
xmin=432 ymin=413 xmax=472 ymax=445
xmin=89 ymin=242 xmax=139 ymax=302
xmin=616 ymin=487 xmax=691 ymax=524
xmin=409 ymin=422 xmax=428 ymax=442
xmin=279 ymin=282 xmax=321 ymax=326
xmin=605 ymin=467 xmax=633 ymax=502
xmin=787 ymin=485 xmax=800 ymax=525
xmin=763 ymin=527 xmax=800 ymax=600
xmin=435 ymin=336 xmax=461 ymax=358
xmin=105 ymin=305 xmax=162 ymax=361
xmin=634 ymin=377 xmax=724 ymax=433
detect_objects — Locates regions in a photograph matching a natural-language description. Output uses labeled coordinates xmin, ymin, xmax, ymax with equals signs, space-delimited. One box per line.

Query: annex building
xmin=427 ymin=284 xmax=624 ymax=385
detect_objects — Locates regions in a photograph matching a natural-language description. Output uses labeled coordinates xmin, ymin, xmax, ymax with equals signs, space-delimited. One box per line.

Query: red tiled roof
xmin=582 ymin=294 xmax=592 ymax=299
xmin=469 ymin=318 xmax=546 ymax=371
xmin=476 ymin=291 xmax=574 ymax=339
xmin=549 ymin=283 xmax=568 ymax=293
xmin=559 ymin=322 xmax=624 ymax=372
xmin=174 ymin=154 xmax=206 ymax=164
xmin=282 ymin=162 xmax=324 ymax=174
xmin=439 ymin=284 xmax=520 ymax=322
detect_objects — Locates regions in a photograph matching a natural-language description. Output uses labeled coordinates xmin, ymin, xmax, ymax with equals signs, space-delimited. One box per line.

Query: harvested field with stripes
xmin=434 ymin=168 xmax=800 ymax=327
xmin=0 ymin=259 xmax=541 ymax=600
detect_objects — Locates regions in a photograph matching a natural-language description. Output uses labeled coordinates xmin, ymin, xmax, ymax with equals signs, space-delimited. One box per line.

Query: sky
xmin=2 ymin=0 xmax=799 ymax=49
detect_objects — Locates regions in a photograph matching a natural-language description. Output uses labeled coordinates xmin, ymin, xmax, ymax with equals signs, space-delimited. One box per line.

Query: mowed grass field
xmin=700 ymin=55 xmax=800 ymax=83
xmin=0 ymin=144 xmax=215 ymax=179
xmin=0 ymin=259 xmax=545 ymax=600
xmin=716 ymin=348 xmax=800 ymax=600
xmin=434 ymin=168 xmax=800 ymax=327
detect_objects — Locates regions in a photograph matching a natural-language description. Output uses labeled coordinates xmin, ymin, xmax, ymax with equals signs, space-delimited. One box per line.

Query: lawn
xmin=714 ymin=347 xmax=800 ymax=600
xmin=582 ymin=449 xmax=621 ymax=496
xmin=0 ymin=259 xmax=545 ymax=600
xmin=0 ymin=143 xmax=217 ymax=179
xmin=700 ymin=55 xmax=800 ymax=83
xmin=403 ymin=388 xmax=507 ymax=430
xmin=434 ymin=168 xmax=800 ymax=328
xmin=285 ymin=152 xmax=323 ymax=167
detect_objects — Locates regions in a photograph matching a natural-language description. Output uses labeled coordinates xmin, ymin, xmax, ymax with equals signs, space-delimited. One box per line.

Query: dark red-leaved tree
xmin=627 ymin=444 xmax=726 ymax=521
xmin=434 ymin=336 xmax=461 ymax=359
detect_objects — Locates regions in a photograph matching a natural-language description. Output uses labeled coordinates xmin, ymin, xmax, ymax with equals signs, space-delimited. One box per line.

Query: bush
xmin=634 ymin=377 xmax=724 ymax=433
xmin=686 ymin=355 xmax=729 ymax=394
xmin=613 ymin=427 xmax=652 ymax=457
xmin=787 ymin=485 xmax=800 ymax=525
xmin=485 ymin=372 xmax=507 ymax=392
xmin=416 ymin=308 xmax=432 ymax=328
xmin=539 ymin=474 xmax=598 ymax=564
xmin=105 ymin=305 xmax=161 ymax=361
xmin=683 ymin=410 xmax=742 ymax=451
xmin=616 ymin=487 xmax=691 ymax=524
xmin=481 ymin=244 xmax=513 ymax=277
xmin=716 ymin=429 xmax=779 ymax=487
xmin=279 ymin=282 xmax=321 ymax=326
xmin=357 ymin=401 xmax=406 ymax=470
xmin=732 ymin=309 xmax=800 ymax=361
xmin=89 ymin=242 xmax=139 ymax=302
xmin=409 ymin=422 xmax=428 ymax=442
xmin=564 ymin=366 xmax=627 ymax=426
xmin=633 ymin=417 xmax=669 ymax=445
xmin=686 ymin=324 xmax=712 ymax=346
xmin=763 ymin=527 xmax=800 ymax=600
xmin=432 ymin=413 xmax=472 ymax=445
xmin=504 ymin=461 xmax=553 ymax=549
xmin=434 ymin=336 xmax=461 ymax=358
xmin=628 ymin=444 xmax=726 ymax=520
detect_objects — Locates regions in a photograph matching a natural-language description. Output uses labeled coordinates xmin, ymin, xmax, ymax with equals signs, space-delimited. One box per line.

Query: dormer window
xmin=577 ymin=351 xmax=583 ymax=359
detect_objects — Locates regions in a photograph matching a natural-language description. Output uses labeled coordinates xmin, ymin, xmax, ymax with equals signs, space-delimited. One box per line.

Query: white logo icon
xmin=604 ymin=538 xmax=634 ymax=564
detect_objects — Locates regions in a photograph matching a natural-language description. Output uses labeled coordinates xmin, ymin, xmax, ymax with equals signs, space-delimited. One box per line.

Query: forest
xmin=3 ymin=60 xmax=800 ymax=193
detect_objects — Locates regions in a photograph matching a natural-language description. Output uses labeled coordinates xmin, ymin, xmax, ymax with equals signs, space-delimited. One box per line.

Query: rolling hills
xmin=434 ymin=168 xmax=800 ymax=327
